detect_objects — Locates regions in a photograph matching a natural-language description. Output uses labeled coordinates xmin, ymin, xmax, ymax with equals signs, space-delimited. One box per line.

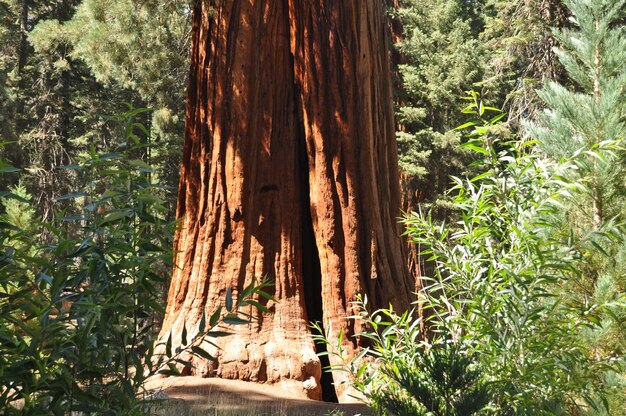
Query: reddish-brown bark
xmin=160 ymin=0 xmax=414 ymax=401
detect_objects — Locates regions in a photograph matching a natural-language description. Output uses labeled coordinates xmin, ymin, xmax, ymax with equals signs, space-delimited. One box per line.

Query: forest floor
xmin=145 ymin=376 xmax=371 ymax=416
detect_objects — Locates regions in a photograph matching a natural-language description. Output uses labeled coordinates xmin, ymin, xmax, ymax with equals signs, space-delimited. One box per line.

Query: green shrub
xmin=315 ymin=301 xmax=492 ymax=416
xmin=407 ymin=142 xmax=607 ymax=414
xmin=0 ymin=108 xmax=271 ymax=415
xmin=316 ymin=97 xmax=623 ymax=415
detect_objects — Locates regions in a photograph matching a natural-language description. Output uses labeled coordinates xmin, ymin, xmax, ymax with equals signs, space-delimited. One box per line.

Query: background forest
xmin=0 ymin=0 xmax=624 ymax=415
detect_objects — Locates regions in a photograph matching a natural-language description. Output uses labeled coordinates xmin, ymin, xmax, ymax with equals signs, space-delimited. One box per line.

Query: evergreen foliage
xmin=0 ymin=184 xmax=36 ymax=235
xmin=391 ymin=0 xmax=488 ymax=214
xmin=530 ymin=0 xmax=626 ymax=223
xmin=0 ymin=0 xmax=190 ymax=225
xmin=0 ymin=0 xmax=85 ymax=220
xmin=528 ymin=1 xmax=626 ymax=409
xmin=31 ymin=0 xmax=190 ymax=200
xmin=482 ymin=0 xmax=570 ymax=125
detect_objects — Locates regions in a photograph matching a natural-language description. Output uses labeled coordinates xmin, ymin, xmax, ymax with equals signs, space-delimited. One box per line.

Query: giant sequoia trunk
xmin=160 ymin=0 xmax=414 ymax=401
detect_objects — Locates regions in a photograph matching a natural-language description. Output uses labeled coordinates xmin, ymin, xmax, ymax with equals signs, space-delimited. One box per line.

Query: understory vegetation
xmin=319 ymin=1 xmax=626 ymax=414
xmin=0 ymin=111 xmax=272 ymax=414
xmin=1 ymin=0 xmax=625 ymax=415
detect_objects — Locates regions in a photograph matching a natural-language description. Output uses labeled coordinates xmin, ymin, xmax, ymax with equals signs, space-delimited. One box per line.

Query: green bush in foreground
xmin=0 ymin=108 xmax=271 ymax=415
xmin=407 ymin=138 xmax=620 ymax=414
xmin=315 ymin=302 xmax=492 ymax=416
xmin=317 ymin=100 xmax=623 ymax=415
xmin=318 ymin=0 xmax=625 ymax=412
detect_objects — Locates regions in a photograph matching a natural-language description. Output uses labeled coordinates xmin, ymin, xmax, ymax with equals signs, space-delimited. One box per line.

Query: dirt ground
xmin=145 ymin=376 xmax=372 ymax=416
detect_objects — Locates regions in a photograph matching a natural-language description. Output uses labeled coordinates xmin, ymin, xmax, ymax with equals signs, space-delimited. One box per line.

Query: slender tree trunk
xmin=160 ymin=0 xmax=414 ymax=401
xmin=16 ymin=0 xmax=30 ymax=116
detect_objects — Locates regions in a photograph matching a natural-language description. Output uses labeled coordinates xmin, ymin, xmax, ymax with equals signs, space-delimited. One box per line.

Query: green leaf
xmin=199 ymin=311 xmax=207 ymax=334
xmin=239 ymin=299 xmax=271 ymax=314
xmin=205 ymin=331 xmax=231 ymax=338
xmin=166 ymin=333 xmax=172 ymax=358
xmin=461 ymin=142 xmax=489 ymax=155
xmin=454 ymin=121 xmax=476 ymax=131
xmin=225 ymin=287 xmax=233 ymax=312
xmin=469 ymin=171 xmax=492 ymax=183
xmin=489 ymin=112 xmax=506 ymax=124
xmin=209 ymin=306 xmax=222 ymax=328
xmin=129 ymin=159 xmax=153 ymax=173
xmin=56 ymin=192 xmax=87 ymax=201
xmin=99 ymin=152 xmax=122 ymax=161
xmin=99 ymin=210 xmax=132 ymax=225
xmin=159 ymin=363 xmax=181 ymax=376
xmin=123 ymin=106 xmax=152 ymax=119
xmin=223 ymin=314 xmax=249 ymax=325
xmin=181 ymin=323 xmax=188 ymax=346
xmin=191 ymin=346 xmax=217 ymax=362
xmin=35 ymin=272 xmax=53 ymax=286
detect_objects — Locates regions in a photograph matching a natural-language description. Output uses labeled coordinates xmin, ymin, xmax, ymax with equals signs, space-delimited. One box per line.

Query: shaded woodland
xmin=0 ymin=0 xmax=625 ymax=415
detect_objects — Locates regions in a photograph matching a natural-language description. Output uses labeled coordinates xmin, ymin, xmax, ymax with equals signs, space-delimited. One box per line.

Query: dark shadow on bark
xmin=295 ymin=81 xmax=338 ymax=403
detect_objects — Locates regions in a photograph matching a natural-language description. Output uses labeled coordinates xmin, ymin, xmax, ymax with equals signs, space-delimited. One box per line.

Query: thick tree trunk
xmin=160 ymin=0 xmax=414 ymax=402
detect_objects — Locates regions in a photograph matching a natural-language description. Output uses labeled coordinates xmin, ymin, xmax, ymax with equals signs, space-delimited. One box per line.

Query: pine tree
xmin=391 ymin=0 xmax=488 ymax=216
xmin=29 ymin=0 xmax=190 ymax=214
xmin=0 ymin=0 xmax=190 ymax=223
xmin=529 ymin=0 xmax=626 ymax=409
xmin=483 ymin=0 xmax=570 ymax=125
xmin=531 ymin=0 xmax=626 ymax=225
xmin=0 ymin=0 xmax=90 ymax=221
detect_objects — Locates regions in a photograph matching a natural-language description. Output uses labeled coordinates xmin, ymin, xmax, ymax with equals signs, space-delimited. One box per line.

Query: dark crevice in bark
xmin=300 ymin=138 xmax=337 ymax=403
xmin=293 ymin=71 xmax=338 ymax=404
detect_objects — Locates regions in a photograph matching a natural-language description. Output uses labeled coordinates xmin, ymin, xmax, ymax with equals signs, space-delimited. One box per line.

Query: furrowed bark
xmin=160 ymin=0 xmax=414 ymax=401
